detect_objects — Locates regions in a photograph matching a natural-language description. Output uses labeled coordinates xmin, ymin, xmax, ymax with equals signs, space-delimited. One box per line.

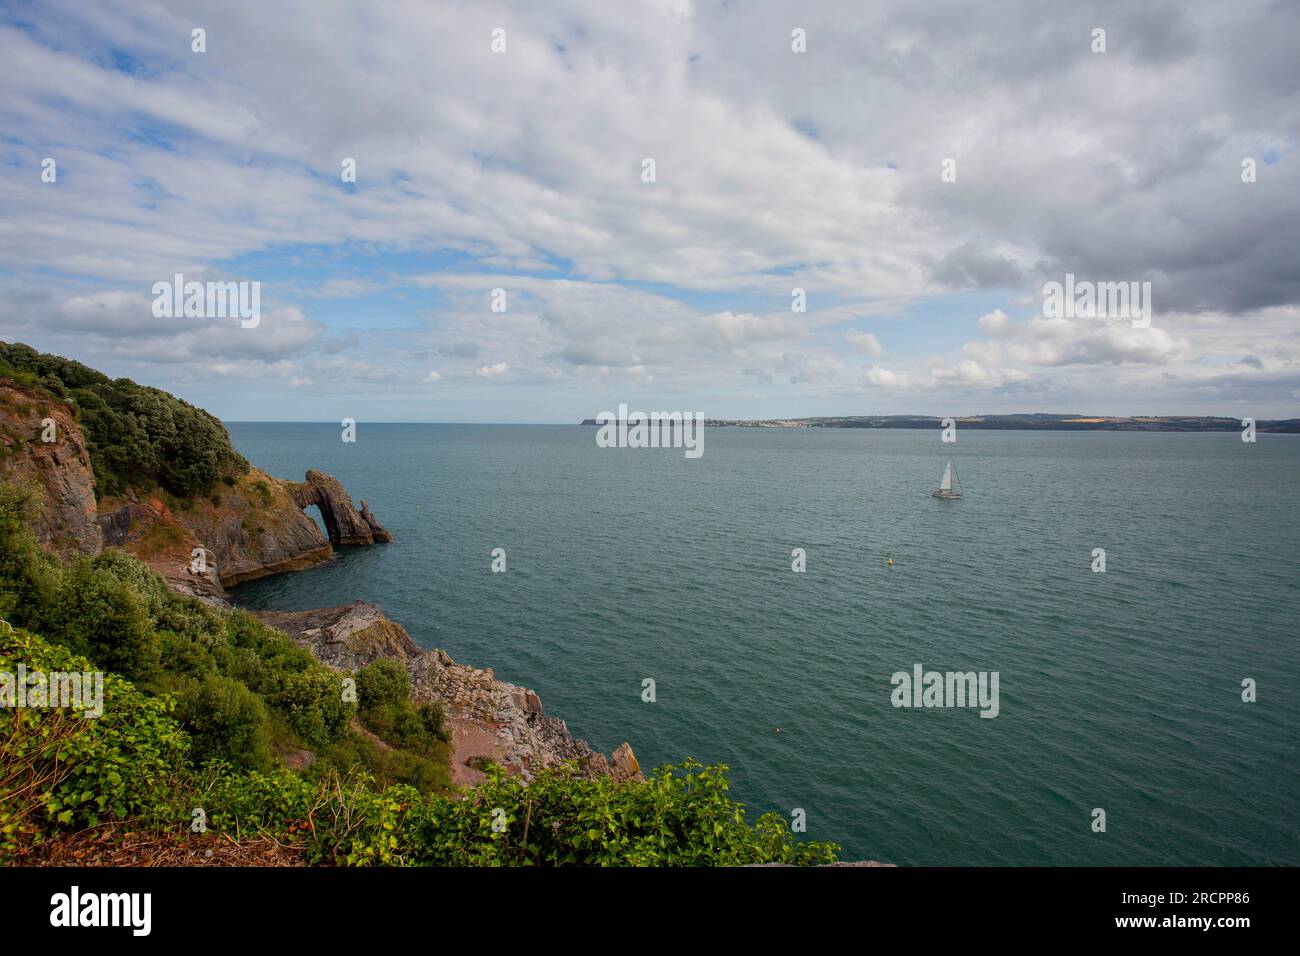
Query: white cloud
xmin=977 ymin=309 xmax=1012 ymax=336
xmin=865 ymin=366 xmax=910 ymax=388
xmin=846 ymin=330 xmax=884 ymax=355
xmin=0 ymin=1 xmax=1296 ymax=418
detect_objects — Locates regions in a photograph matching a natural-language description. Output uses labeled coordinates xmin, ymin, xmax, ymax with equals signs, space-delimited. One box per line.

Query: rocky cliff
xmin=96 ymin=469 xmax=340 ymax=601
xmin=255 ymin=601 xmax=642 ymax=787
xmin=0 ymin=377 xmax=379 ymax=602
xmin=0 ymin=382 xmax=101 ymax=556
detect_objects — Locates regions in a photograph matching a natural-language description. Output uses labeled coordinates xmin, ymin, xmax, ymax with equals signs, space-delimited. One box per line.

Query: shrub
xmin=0 ymin=340 xmax=249 ymax=499
xmin=47 ymin=557 xmax=161 ymax=687
xmin=0 ymin=626 xmax=190 ymax=841
xmin=356 ymin=659 xmax=410 ymax=710
xmin=0 ymin=482 xmax=59 ymax=627
xmin=277 ymin=669 xmax=351 ymax=749
xmin=397 ymin=759 xmax=841 ymax=866
xmin=197 ymin=759 xmax=840 ymax=867
xmin=173 ymin=673 xmax=274 ymax=771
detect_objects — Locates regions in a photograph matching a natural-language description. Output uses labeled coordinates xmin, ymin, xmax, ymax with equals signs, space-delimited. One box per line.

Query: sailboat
xmin=930 ymin=460 xmax=963 ymax=499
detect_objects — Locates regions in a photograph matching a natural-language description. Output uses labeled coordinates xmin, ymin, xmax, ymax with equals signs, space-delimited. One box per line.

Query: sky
xmin=1 ymin=0 xmax=1297 ymax=422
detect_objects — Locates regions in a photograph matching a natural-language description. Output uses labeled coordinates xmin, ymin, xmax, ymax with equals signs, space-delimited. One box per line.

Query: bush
xmin=0 ymin=626 xmax=190 ymax=843
xmin=1 ymin=340 xmax=249 ymax=499
xmin=0 ymin=482 xmax=59 ymax=627
xmin=173 ymin=673 xmax=274 ymax=771
xmin=277 ymin=669 xmax=351 ymax=749
xmin=356 ymin=659 xmax=410 ymax=710
xmin=397 ymin=759 xmax=841 ymax=866
xmin=198 ymin=759 xmax=839 ymax=867
xmin=47 ymin=557 xmax=161 ymax=687
xmin=314 ymin=732 xmax=451 ymax=794
xmin=224 ymin=610 xmax=315 ymax=695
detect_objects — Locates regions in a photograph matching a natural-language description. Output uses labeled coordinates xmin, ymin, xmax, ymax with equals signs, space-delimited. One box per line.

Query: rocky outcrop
xmin=291 ymin=470 xmax=392 ymax=546
xmin=93 ymin=468 xmax=336 ymax=602
xmin=1 ymin=378 xmax=386 ymax=602
xmin=0 ymin=383 xmax=101 ymax=556
xmin=358 ymin=500 xmax=392 ymax=543
xmin=255 ymin=600 xmax=421 ymax=669
xmin=611 ymin=742 xmax=642 ymax=782
xmin=256 ymin=600 xmax=641 ymax=787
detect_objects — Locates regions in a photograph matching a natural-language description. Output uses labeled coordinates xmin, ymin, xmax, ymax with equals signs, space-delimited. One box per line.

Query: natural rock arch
xmin=290 ymin=470 xmax=392 ymax=546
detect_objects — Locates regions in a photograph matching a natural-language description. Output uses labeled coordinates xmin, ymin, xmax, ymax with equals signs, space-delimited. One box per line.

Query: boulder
xmin=611 ymin=742 xmax=642 ymax=781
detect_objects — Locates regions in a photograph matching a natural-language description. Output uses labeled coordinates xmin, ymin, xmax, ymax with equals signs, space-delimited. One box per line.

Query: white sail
xmin=940 ymin=461 xmax=953 ymax=492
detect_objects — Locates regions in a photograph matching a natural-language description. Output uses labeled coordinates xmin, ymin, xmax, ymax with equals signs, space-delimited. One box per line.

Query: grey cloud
xmin=930 ymin=242 xmax=1025 ymax=290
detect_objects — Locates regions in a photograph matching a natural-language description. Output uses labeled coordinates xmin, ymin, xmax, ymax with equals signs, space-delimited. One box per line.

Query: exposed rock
xmin=291 ymin=470 xmax=392 ymax=546
xmin=0 ymin=383 xmax=101 ymax=556
xmin=611 ymin=741 xmax=641 ymax=781
xmin=94 ymin=468 xmax=334 ymax=600
xmin=359 ymin=500 xmax=392 ymax=543
xmin=281 ymin=749 xmax=316 ymax=771
xmin=256 ymin=600 xmax=641 ymax=785
xmin=0 ymin=382 xmax=386 ymax=599
xmin=255 ymin=600 xmax=420 ymax=670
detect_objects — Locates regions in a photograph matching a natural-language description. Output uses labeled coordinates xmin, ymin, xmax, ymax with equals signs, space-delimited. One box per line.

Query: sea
xmin=225 ymin=422 xmax=1300 ymax=866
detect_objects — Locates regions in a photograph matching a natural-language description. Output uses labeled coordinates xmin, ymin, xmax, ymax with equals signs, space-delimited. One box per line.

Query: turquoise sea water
xmin=226 ymin=423 xmax=1300 ymax=866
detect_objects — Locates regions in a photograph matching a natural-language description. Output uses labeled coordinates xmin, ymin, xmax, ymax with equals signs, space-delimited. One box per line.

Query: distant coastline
xmin=580 ymin=413 xmax=1300 ymax=433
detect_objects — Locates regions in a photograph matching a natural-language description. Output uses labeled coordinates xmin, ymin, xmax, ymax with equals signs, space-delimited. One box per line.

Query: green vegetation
xmin=197 ymin=758 xmax=836 ymax=866
xmin=0 ymin=341 xmax=249 ymax=499
xmin=0 ymin=476 xmax=839 ymax=866
xmin=0 ymin=482 xmax=451 ymax=817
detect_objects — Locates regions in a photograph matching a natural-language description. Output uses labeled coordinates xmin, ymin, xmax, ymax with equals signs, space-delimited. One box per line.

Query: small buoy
xmin=775 ymin=727 xmax=782 ymax=734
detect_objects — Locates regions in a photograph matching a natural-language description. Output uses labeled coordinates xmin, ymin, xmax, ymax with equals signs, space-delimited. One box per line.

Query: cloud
xmin=930 ymin=243 xmax=1025 ymax=290
xmin=977 ymin=309 xmax=1012 ymax=336
xmin=846 ymin=330 xmax=884 ymax=355
xmin=0 ymin=0 xmax=1296 ymax=418
xmin=476 ymin=362 xmax=509 ymax=378
xmin=865 ymin=366 xmax=910 ymax=388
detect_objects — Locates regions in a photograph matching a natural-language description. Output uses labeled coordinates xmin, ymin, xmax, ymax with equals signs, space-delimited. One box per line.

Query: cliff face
xmin=0 ymin=379 xmax=376 ymax=601
xmin=256 ymin=601 xmax=643 ymax=787
xmin=96 ymin=469 xmax=335 ymax=601
xmin=0 ymin=383 xmax=101 ymax=556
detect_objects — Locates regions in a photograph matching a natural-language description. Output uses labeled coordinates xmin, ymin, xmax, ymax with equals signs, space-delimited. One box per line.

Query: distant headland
xmin=581 ymin=413 xmax=1300 ymax=433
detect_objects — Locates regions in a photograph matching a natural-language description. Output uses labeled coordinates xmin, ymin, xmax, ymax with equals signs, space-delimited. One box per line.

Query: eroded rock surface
xmin=0 ymin=383 xmax=101 ymax=556
xmin=0 ymin=379 xmax=388 ymax=603
xmin=291 ymin=470 xmax=392 ymax=546
xmin=256 ymin=600 xmax=641 ymax=786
